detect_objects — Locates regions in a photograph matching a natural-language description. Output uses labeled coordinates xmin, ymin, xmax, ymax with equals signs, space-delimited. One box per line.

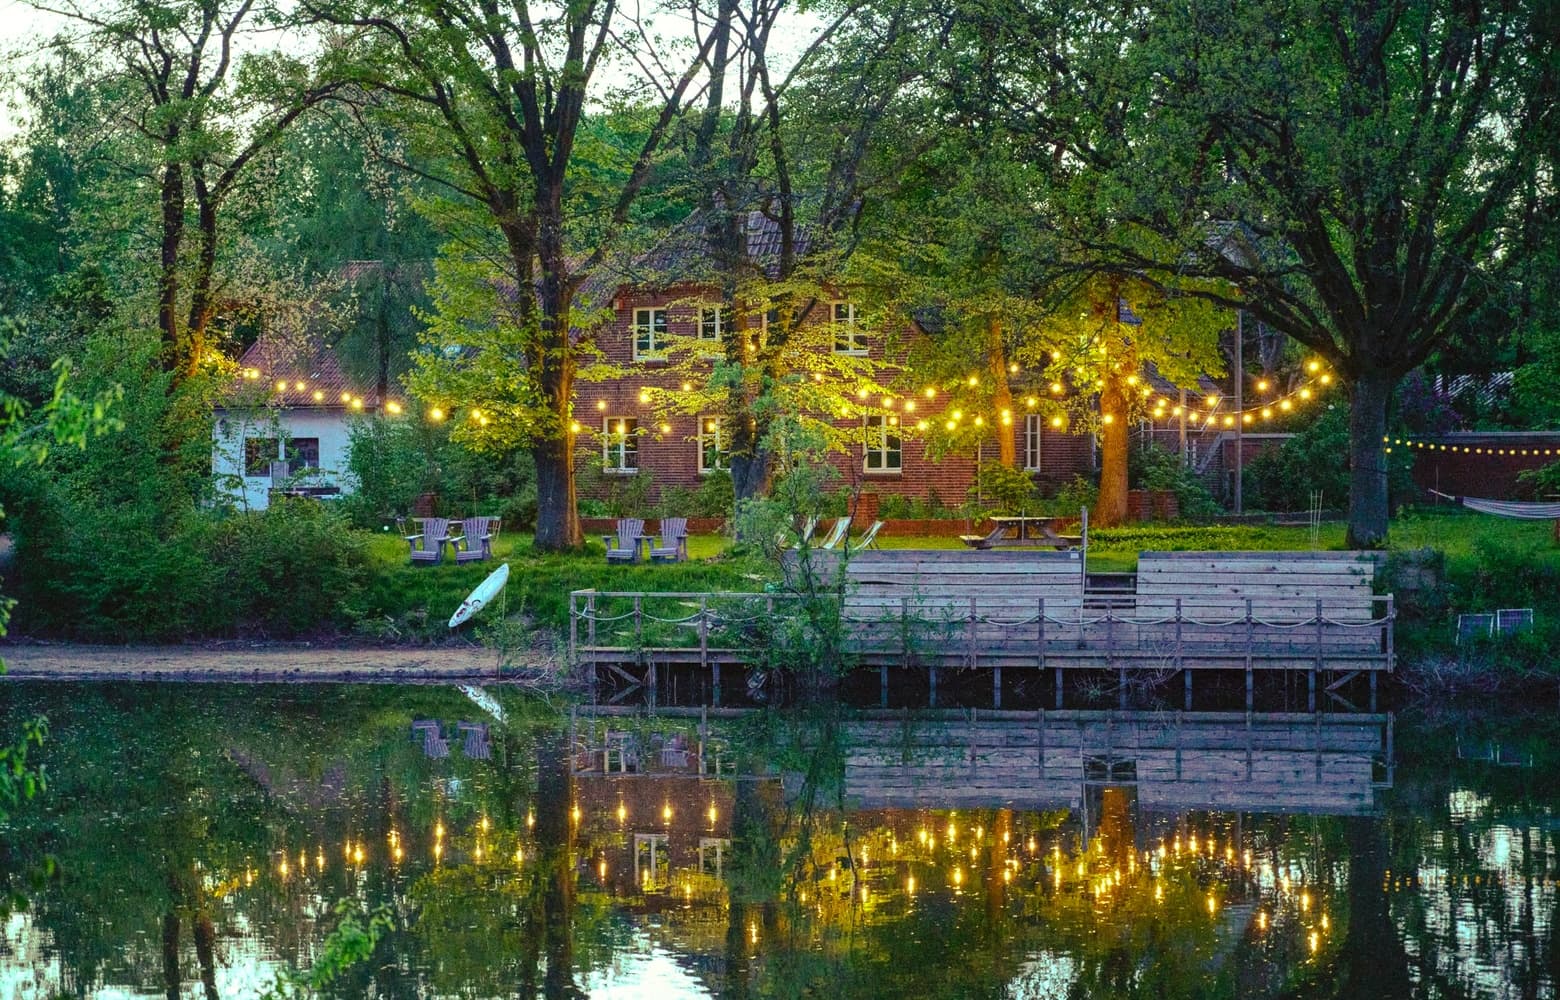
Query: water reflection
xmin=0 ymin=685 xmax=1554 ymax=998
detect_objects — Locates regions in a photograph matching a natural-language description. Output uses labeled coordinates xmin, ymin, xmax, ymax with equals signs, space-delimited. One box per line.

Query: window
xmin=698 ymin=305 xmax=732 ymax=341
xmin=698 ymin=416 xmax=728 ymax=473
xmin=863 ymin=415 xmax=902 ymax=473
xmin=1024 ymin=415 xmax=1043 ymax=471
xmin=832 ymin=302 xmax=866 ymax=354
xmin=632 ymin=307 xmax=668 ymax=359
xmin=244 ymin=437 xmax=279 ymax=477
xmin=602 ymin=417 xmax=639 ymax=473
xmin=286 ymin=437 xmax=320 ymax=470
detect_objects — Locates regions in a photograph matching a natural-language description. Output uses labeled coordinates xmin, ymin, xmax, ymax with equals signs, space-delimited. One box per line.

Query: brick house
xmin=574 ymin=213 xmax=1099 ymax=506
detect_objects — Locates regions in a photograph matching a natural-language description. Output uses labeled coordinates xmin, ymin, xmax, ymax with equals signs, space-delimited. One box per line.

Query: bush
xmin=656 ymin=470 xmax=734 ymax=519
xmin=206 ymin=500 xmax=372 ymax=635
xmin=876 ymin=493 xmax=959 ymax=520
xmin=969 ymin=460 xmax=1038 ymax=513
xmin=1243 ymin=405 xmax=1416 ymax=512
xmin=1129 ymin=443 xmax=1220 ymax=519
xmin=341 ymin=418 xmax=435 ymax=526
xmin=1047 ymin=474 xmax=1099 ymax=516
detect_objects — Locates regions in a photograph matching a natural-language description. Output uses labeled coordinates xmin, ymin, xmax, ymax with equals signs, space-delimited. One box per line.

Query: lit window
xmin=603 ymin=417 xmax=639 ymax=472
xmin=832 ymin=302 xmax=866 ymax=354
xmin=698 ymin=416 xmax=728 ymax=473
xmin=632 ymin=308 xmax=668 ymax=360
xmin=1024 ymin=415 xmax=1043 ymax=471
xmin=863 ymin=415 xmax=901 ymax=473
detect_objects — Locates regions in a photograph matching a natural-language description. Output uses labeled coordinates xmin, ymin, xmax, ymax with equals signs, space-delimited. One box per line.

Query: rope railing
xmin=569 ymin=590 xmax=1393 ymax=635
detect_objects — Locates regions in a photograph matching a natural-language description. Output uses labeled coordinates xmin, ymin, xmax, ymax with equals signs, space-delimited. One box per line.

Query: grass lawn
xmin=346 ymin=509 xmax=1559 ymax=642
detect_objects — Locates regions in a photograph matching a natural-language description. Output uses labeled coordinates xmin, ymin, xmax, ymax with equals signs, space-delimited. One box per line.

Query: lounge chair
xmin=451 ymin=516 xmax=501 ymax=564
xmin=603 ymin=518 xmax=646 ymax=563
xmin=850 ymin=520 xmax=885 ymax=551
xmin=458 ymin=721 xmax=492 ymax=760
xmin=650 ymin=517 xmax=689 ymax=562
xmin=818 ymin=516 xmax=852 ymax=550
xmin=784 ymin=515 xmax=820 ymax=550
xmin=406 ymin=517 xmax=450 ymax=565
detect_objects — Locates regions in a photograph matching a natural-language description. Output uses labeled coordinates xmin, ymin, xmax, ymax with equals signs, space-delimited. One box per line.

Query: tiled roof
xmin=227 ymin=338 xmax=379 ymax=410
xmin=581 ymin=208 xmax=813 ymax=304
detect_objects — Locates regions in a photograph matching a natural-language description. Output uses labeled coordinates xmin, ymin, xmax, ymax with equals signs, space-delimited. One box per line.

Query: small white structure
xmin=212 ymin=339 xmax=377 ymax=510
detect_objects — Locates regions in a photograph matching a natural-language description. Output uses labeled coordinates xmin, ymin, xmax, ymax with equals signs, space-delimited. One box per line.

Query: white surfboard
xmin=448 ymin=562 xmax=510 ymax=628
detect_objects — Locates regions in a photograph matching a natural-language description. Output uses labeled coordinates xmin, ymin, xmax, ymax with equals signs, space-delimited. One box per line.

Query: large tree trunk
xmin=987 ymin=317 xmax=1016 ymax=468
xmin=1093 ymin=376 xmax=1130 ymax=527
xmin=184 ymin=173 xmax=218 ymax=377
xmin=533 ymin=434 xmax=580 ymax=552
xmin=532 ymin=200 xmax=583 ymax=552
xmin=158 ymin=152 xmax=185 ymax=374
xmin=535 ymin=732 xmax=577 ymax=1000
xmin=1346 ymin=370 xmax=1393 ymax=548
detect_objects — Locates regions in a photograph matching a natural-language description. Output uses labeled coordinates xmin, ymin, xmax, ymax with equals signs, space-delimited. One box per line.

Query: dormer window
xmin=632 ymin=308 xmax=668 ymax=360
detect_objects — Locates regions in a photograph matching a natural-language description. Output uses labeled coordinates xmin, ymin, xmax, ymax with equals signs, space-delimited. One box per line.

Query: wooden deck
xmin=841 ymin=710 xmax=1393 ymax=815
xmin=568 ymin=549 xmax=1394 ymax=710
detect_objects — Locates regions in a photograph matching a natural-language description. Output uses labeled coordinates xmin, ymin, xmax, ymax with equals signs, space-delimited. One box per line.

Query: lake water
xmin=0 ymin=684 xmax=1555 ymax=999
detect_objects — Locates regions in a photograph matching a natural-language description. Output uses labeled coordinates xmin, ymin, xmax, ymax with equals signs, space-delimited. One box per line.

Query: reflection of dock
xmin=842 ymin=710 xmax=1393 ymax=815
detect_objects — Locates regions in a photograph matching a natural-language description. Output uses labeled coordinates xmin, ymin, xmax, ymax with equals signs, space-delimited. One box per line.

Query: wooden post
xmin=586 ymin=592 xmax=598 ymax=704
xmin=1037 ymin=707 xmax=1047 ymax=779
xmin=569 ymin=591 xmax=579 ymax=667
xmin=930 ymin=661 xmax=938 ymax=708
xmin=967 ymin=596 xmax=978 ymax=669
xmin=1055 ymin=666 xmax=1063 ymax=709
xmin=1184 ymin=666 xmax=1192 ymax=712
xmin=1384 ymin=594 xmax=1395 ymax=673
xmin=1369 ymin=671 xmax=1378 ymax=713
xmin=1038 ymin=596 xmax=1047 ymax=671
xmin=1245 ymin=597 xmax=1254 ymax=712
xmin=1312 ymin=598 xmax=1322 ymax=712
xmin=1174 ymin=597 xmax=1184 ymax=673
xmin=994 ymin=664 xmax=1002 ymax=709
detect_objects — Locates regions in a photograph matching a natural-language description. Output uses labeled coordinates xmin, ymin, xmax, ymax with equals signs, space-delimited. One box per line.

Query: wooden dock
xmin=568 ymin=549 xmax=1393 ymax=711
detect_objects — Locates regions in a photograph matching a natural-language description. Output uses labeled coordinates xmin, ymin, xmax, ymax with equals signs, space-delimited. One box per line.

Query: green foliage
xmin=342 ymin=417 xmax=436 ymax=524
xmin=1128 ymin=444 xmax=1220 ymax=520
xmin=1048 ymin=475 xmax=1099 ymax=516
xmin=264 ymin=900 xmax=395 ymax=998
xmin=1243 ymin=407 xmax=1415 ymax=513
xmin=969 ymin=460 xmax=1038 ymax=514
xmin=11 ymin=500 xmax=372 ymax=641
xmin=875 ymin=492 xmax=957 ymax=520
xmin=656 ymin=470 xmax=733 ymax=519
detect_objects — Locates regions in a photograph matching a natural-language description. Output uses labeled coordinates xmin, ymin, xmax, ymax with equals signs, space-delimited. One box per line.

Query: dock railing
xmin=568 ymin=589 xmax=1395 ymax=674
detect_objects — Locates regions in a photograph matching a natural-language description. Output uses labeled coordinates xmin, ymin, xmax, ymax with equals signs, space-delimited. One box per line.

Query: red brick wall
xmin=1407 ymin=433 xmax=1560 ymax=499
xmin=575 ymin=285 xmax=1098 ymax=502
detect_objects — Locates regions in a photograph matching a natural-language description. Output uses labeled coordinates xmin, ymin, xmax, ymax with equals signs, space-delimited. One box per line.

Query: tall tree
xmin=308 ymin=0 xmax=721 ymax=550
xmin=31 ymin=0 xmax=338 ymax=379
xmin=1041 ymin=0 xmax=1560 ymax=545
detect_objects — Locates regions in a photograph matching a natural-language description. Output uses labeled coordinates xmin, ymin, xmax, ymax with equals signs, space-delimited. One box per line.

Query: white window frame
xmin=698 ymin=305 xmax=730 ymax=342
xmin=602 ymin=416 xmax=639 ymax=473
xmin=1024 ymin=414 xmax=1044 ymax=471
xmin=832 ymin=301 xmax=867 ymax=354
xmin=863 ymin=414 xmax=902 ymax=474
xmin=632 ymin=307 xmax=668 ymax=360
xmin=698 ymin=416 xmax=728 ymax=474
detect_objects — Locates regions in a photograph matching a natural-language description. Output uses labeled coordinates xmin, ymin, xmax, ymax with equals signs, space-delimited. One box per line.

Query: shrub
xmin=969 ymin=460 xmax=1038 ymax=513
xmin=1243 ymin=405 xmax=1416 ymax=512
xmin=206 ymin=500 xmax=372 ymax=635
xmin=1048 ymin=475 xmax=1099 ymax=516
xmin=1129 ymin=443 xmax=1220 ymax=519
xmin=342 ymin=418 xmax=435 ymax=526
xmin=656 ymin=470 xmax=734 ymax=519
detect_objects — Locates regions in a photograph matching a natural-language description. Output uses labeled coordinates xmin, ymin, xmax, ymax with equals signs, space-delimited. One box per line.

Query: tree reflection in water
xmin=0 ymin=685 xmax=1555 ymax=998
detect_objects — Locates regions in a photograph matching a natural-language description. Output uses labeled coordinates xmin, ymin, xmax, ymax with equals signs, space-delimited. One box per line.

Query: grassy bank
xmin=347 ymin=532 xmax=765 ymax=641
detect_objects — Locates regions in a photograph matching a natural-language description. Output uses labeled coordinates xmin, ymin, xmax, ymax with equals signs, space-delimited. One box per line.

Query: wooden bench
xmin=1133 ymin=551 xmax=1390 ymax=667
xmin=843 ymin=549 xmax=1085 ymax=617
xmin=1135 ymin=551 xmax=1384 ymax=618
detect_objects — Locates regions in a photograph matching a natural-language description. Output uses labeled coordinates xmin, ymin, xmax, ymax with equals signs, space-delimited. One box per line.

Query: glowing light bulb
xmin=386 ymin=400 xmax=402 ymax=414
xmin=595 ymin=400 xmax=607 ymax=410
xmin=429 ymin=407 xmax=445 ymax=421
xmin=662 ymin=803 xmax=673 ymax=822
xmin=638 ymin=389 xmax=651 ymax=403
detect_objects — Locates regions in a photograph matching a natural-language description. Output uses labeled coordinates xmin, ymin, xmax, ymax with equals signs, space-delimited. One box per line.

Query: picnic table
xmin=959 ymin=515 xmax=1081 ymax=550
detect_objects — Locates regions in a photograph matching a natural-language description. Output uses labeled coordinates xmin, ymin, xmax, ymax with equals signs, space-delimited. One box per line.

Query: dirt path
xmin=0 ymin=641 xmax=558 ymax=683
